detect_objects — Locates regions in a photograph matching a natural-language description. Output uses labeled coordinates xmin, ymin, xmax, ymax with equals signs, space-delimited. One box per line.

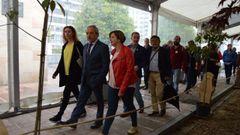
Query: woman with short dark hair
xmin=100 ymin=30 xmax=138 ymax=135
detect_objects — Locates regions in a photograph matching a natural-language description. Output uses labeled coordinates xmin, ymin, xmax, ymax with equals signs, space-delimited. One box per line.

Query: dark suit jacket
xmin=81 ymin=40 xmax=110 ymax=88
xmin=54 ymin=41 xmax=84 ymax=87
xmin=146 ymin=46 xmax=172 ymax=83
xmin=128 ymin=44 xmax=147 ymax=78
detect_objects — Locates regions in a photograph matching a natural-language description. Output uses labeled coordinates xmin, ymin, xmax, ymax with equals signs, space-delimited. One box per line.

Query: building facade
xmin=128 ymin=7 xmax=151 ymax=45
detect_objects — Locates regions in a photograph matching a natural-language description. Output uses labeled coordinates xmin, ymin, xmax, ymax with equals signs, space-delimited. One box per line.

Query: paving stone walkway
xmin=1 ymin=74 xmax=235 ymax=135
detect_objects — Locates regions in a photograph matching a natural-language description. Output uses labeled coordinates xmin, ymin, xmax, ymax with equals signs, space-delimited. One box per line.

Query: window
xmin=1 ymin=0 xmax=23 ymax=17
xmin=18 ymin=2 xmax=23 ymax=17
xmin=158 ymin=16 xmax=197 ymax=45
xmin=1 ymin=0 xmax=8 ymax=15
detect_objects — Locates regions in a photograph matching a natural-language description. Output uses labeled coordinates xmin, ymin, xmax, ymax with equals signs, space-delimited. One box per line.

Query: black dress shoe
xmin=49 ymin=115 xmax=61 ymax=123
xmin=159 ymin=109 xmax=166 ymax=117
xmin=90 ymin=122 xmax=102 ymax=129
xmin=57 ymin=119 xmax=78 ymax=129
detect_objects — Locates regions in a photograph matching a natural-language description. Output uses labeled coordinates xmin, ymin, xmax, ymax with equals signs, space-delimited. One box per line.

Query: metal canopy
xmin=114 ymin=0 xmax=240 ymax=35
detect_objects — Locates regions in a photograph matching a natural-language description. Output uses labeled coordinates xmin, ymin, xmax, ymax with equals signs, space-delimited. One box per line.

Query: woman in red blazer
xmin=100 ymin=30 xmax=138 ymax=135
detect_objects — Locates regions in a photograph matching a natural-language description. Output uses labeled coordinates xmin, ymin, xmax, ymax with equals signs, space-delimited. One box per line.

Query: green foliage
xmin=194 ymin=28 xmax=229 ymax=60
xmin=207 ymin=0 xmax=240 ymax=40
xmin=41 ymin=0 xmax=65 ymax=15
xmin=73 ymin=0 xmax=134 ymax=45
xmin=41 ymin=0 xmax=49 ymax=10
xmin=195 ymin=29 xmax=228 ymax=45
xmin=185 ymin=42 xmax=208 ymax=60
xmin=56 ymin=2 xmax=65 ymax=16
xmin=5 ymin=9 xmax=18 ymax=21
xmin=158 ymin=16 xmax=196 ymax=46
xmin=50 ymin=0 xmax=56 ymax=12
xmin=200 ymin=46 xmax=210 ymax=60
xmin=186 ymin=43 xmax=210 ymax=60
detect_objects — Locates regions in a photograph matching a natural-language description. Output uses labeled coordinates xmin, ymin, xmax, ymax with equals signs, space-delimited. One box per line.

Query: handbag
xmin=76 ymin=47 xmax=82 ymax=68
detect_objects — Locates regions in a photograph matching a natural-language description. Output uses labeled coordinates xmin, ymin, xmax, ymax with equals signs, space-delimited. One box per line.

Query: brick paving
xmin=0 ymin=72 xmax=236 ymax=135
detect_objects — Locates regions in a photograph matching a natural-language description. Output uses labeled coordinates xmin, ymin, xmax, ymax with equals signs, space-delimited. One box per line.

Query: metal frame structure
xmin=7 ymin=0 xmax=20 ymax=112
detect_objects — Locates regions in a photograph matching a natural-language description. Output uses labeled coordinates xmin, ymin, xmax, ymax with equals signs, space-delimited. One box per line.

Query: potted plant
xmin=194 ymin=27 xmax=228 ymax=117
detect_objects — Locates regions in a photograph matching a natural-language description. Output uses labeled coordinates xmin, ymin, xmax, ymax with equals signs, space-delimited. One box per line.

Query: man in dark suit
xmin=120 ymin=32 xmax=146 ymax=117
xmin=146 ymin=35 xmax=171 ymax=117
xmin=59 ymin=25 xmax=110 ymax=129
xmin=127 ymin=32 xmax=146 ymax=113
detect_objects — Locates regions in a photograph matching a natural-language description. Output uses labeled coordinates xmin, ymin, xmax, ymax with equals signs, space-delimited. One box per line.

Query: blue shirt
xmin=223 ymin=50 xmax=235 ymax=64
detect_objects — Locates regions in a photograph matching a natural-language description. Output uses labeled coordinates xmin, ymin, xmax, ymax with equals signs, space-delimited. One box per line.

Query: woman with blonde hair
xmin=49 ymin=26 xmax=84 ymax=122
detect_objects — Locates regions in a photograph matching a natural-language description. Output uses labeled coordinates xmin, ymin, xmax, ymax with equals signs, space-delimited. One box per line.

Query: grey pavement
xmin=1 ymin=73 xmax=236 ymax=135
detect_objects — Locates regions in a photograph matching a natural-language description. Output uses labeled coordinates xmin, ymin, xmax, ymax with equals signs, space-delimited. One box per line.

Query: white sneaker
xmin=127 ymin=127 xmax=138 ymax=134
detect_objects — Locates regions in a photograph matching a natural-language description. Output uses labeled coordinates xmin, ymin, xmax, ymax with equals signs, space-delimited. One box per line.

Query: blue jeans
xmin=124 ymin=78 xmax=144 ymax=111
xmin=134 ymin=78 xmax=144 ymax=108
xmin=102 ymin=86 xmax=137 ymax=135
xmin=224 ymin=63 xmax=233 ymax=83
xmin=70 ymin=83 xmax=104 ymax=124
xmin=172 ymin=69 xmax=181 ymax=93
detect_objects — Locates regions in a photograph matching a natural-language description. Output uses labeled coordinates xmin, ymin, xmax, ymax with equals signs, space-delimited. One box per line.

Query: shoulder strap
xmin=149 ymin=48 xmax=159 ymax=63
xmin=75 ymin=46 xmax=83 ymax=68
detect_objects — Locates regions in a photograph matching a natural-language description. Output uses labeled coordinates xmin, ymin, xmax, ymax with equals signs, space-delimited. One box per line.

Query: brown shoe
xmin=127 ymin=127 xmax=138 ymax=134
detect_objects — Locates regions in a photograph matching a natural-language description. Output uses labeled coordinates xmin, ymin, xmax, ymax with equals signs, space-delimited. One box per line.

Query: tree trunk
xmin=34 ymin=10 xmax=49 ymax=135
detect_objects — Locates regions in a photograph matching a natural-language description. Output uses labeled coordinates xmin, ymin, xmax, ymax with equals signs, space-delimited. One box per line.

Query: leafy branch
xmin=195 ymin=29 xmax=229 ymax=45
xmin=207 ymin=0 xmax=240 ymax=40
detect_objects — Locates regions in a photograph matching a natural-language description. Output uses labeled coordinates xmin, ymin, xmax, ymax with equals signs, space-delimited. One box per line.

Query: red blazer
xmin=111 ymin=45 xmax=137 ymax=94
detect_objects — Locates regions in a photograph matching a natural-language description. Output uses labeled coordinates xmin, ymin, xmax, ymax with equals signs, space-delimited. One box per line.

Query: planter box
xmin=196 ymin=102 xmax=210 ymax=117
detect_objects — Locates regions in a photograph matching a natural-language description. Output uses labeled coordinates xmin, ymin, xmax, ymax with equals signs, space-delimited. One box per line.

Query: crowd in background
xmin=49 ymin=25 xmax=240 ymax=135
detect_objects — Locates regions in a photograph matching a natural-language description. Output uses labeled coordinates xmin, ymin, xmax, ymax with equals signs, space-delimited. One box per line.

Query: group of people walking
xmin=48 ymin=24 xmax=239 ymax=135
xmin=223 ymin=44 xmax=239 ymax=84
xmin=50 ymin=25 xmax=142 ymax=135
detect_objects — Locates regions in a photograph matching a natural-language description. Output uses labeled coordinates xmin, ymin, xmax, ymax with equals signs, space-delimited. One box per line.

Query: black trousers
xmin=143 ymin=66 xmax=149 ymax=88
xmin=57 ymin=77 xmax=80 ymax=117
xmin=224 ymin=64 xmax=233 ymax=83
